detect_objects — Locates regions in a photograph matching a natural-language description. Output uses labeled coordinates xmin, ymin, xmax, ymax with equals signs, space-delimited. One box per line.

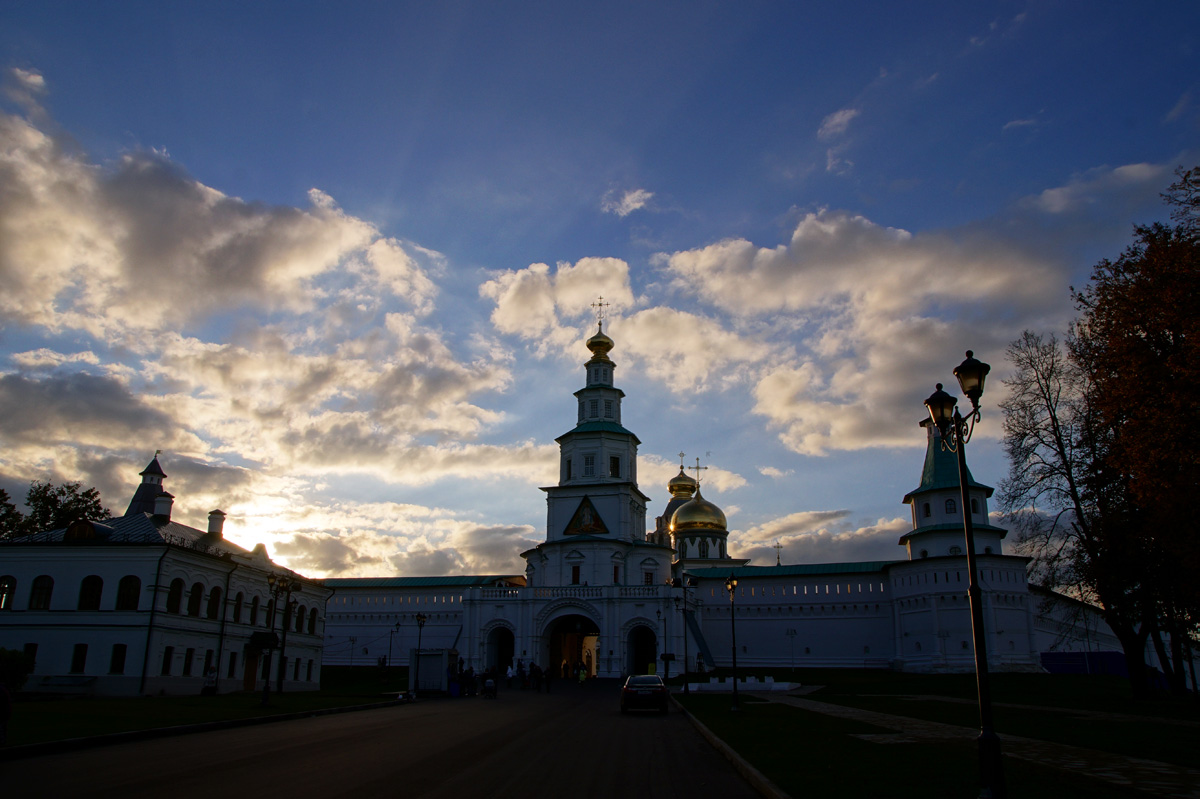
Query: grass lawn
xmin=4 ymin=666 xmax=408 ymax=748
xmin=677 ymin=694 xmax=1138 ymax=799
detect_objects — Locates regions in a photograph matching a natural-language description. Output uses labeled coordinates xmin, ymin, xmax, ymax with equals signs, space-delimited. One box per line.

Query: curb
xmin=671 ymin=693 xmax=792 ymax=799
xmin=0 ymin=697 xmax=410 ymax=761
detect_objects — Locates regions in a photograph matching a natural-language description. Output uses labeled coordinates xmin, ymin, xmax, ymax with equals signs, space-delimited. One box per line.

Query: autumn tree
xmin=1000 ymin=166 xmax=1200 ymax=696
xmin=0 ymin=489 xmax=21 ymax=539
xmin=1070 ymin=170 xmax=1199 ymax=694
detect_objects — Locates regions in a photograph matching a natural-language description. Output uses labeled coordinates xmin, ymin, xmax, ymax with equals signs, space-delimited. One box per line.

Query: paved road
xmin=3 ymin=681 xmax=759 ymax=798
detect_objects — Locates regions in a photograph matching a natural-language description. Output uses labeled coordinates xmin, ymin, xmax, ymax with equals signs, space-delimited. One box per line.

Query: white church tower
xmin=522 ymin=319 xmax=665 ymax=588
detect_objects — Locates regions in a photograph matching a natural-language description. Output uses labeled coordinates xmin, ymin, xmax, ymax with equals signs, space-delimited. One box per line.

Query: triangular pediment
xmin=563 ymin=496 xmax=609 ymax=536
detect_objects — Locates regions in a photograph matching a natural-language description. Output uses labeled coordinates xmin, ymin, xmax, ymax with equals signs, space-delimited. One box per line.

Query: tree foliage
xmin=1000 ymin=166 xmax=1200 ymax=696
xmin=0 ymin=481 xmax=110 ymax=539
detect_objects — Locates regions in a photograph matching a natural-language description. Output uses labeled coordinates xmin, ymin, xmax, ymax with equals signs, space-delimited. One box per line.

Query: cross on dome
xmin=591 ymin=295 xmax=610 ymax=328
xmin=690 ymin=456 xmax=709 ymax=485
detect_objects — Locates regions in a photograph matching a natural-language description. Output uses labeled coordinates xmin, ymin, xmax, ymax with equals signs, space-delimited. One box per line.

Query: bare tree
xmin=998 ymin=331 xmax=1155 ymax=694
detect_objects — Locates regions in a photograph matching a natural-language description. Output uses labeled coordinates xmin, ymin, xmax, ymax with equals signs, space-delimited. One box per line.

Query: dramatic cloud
xmin=732 ymin=511 xmax=909 ymax=564
xmin=665 ymin=209 xmax=1063 ymax=453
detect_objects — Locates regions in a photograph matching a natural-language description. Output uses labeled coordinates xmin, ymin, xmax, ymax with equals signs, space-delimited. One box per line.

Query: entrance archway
xmin=627 ymin=624 xmax=658 ymax=675
xmin=486 ymin=626 xmax=515 ymax=672
xmin=545 ymin=614 xmax=600 ymax=680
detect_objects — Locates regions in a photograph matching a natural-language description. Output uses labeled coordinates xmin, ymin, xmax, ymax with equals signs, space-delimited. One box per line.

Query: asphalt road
xmin=3 ymin=680 xmax=760 ymax=798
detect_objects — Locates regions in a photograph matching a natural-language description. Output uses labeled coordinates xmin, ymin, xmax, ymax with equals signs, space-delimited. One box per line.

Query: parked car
xmin=620 ymin=674 xmax=669 ymax=714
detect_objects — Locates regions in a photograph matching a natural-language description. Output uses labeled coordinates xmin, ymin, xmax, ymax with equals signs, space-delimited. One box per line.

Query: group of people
xmin=501 ymin=658 xmax=555 ymax=692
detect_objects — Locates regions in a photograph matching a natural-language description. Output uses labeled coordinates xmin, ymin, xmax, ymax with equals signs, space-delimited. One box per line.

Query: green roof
xmin=556 ymin=420 xmax=640 ymax=443
xmin=323 ymin=575 xmax=521 ymax=588
xmin=903 ymin=429 xmax=992 ymax=503
xmin=688 ymin=561 xmax=902 ymax=579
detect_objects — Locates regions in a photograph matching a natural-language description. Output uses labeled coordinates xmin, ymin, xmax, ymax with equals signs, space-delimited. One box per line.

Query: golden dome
xmin=586 ymin=322 xmax=614 ymax=360
xmin=669 ymin=487 xmax=727 ymax=533
xmin=667 ymin=467 xmax=698 ymax=498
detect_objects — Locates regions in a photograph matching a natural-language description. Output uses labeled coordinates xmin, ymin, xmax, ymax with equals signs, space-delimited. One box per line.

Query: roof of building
xmin=323 ymin=575 xmax=523 ymax=588
xmin=557 ymin=420 xmax=640 ymax=441
xmin=688 ymin=561 xmax=903 ymax=579
xmin=5 ymin=511 xmax=255 ymax=561
xmin=902 ymin=422 xmax=993 ymax=503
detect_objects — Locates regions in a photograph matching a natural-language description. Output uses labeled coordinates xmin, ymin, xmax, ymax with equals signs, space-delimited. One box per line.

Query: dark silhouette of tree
xmin=0 ymin=490 xmax=21 ymax=539
xmin=1000 ymin=166 xmax=1199 ymax=696
xmin=1070 ymin=174 xmax=1199 ymax=695
xmin=5 ymin=481 xmax=111 ymax=538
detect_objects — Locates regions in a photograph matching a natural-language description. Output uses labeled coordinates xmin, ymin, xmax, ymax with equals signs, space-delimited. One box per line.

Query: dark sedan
xmin=620 ymin=674 xmax=669 ymax=714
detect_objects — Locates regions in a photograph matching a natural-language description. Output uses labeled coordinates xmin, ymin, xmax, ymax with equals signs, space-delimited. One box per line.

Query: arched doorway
xmin=486 ymin=626 xmax=515 ymax=672
xmin=545 ymin=614 xmax=600 ymax=680
xmin=627 ymin=624 xmax=657 ymax=675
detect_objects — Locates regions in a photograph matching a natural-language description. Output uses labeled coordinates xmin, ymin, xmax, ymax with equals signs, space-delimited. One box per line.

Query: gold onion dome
xmin=669 ymin=487 xmax=727 ymax=533
xmin=586 ymin=322 xmax=614 ymax=360
xmin=667 ymin=467 xmax=699 ymax=498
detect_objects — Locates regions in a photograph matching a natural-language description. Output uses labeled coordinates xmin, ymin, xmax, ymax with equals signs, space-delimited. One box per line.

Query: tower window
xmin=571 ymin=565 xmax=581 ymax=585
xmin=922 ymin=503 xmax=931 ymax=518
xmin=609 ymin=456 xmax=620 ymax=478
xmin=971 ymin=498 xmax=980 ymax=514
xmin=589 ymin=399 xmax=599 ymax=417
xmin=583 ymin=455 xmax=595 ymax=476
xmin=699 ymin=541 xmax=709 ymax=558
xmin=604 ymin=400 xmax=613 ymax=418
xmin=578 ymin=400 xmax=584 ymax=422
xmin=945 ymin=499 xmax=956 ymax=514
xmin=564 ymin=458 xmax=572 ymax=480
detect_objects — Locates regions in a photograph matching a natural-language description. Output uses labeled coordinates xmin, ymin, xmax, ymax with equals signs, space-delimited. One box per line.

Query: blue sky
xmin=1 ymin=1 xmax=1196 ymax=577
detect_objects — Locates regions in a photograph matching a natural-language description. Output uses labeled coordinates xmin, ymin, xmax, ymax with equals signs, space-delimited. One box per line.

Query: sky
xmin=0 ymin=1 xmax=1197 ymax=578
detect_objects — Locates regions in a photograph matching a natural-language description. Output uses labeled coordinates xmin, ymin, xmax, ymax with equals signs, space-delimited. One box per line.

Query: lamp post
xmin=388 ymin=621 xmax=400 ymax=668
xmin=412 ymin=612 xmax=427 ymax=699
xmin=673 ymin=576 xmax=692 ymax=695
xmin=923 ymin=350 xmax=1005 ymax=799
xmin=725 ymin=574 xmax=739 ymax=711
xmin=269 ymin=574 xmax=301 ymax=694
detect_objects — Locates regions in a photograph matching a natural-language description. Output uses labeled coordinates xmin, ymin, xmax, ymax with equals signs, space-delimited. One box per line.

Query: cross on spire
xmin=591 ymin=296 xmax=610 ymax=328
xmin=774 ymin=540 xmax=783 ymax=566
xmin=678 ymin=451 xmax=687 ymax=470
xmin=690 ymin=456 xmax=708 ymax=485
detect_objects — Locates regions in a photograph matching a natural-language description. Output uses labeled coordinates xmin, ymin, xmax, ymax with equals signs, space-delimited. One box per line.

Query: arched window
xmin=187 ymin=582 xmax=204 ymax=616
xmin=307 ymin=612 xmax=317 ymax=635
xmin=116 ymin=576 xmax=141 ymax=610
xmin=971 ymin=498 xmax=980 ymax=514
xmin=945 ymin=499 xmax=956 ymax=514
xmin=250 ymin=596 xmax=260 ymax=625
xmin=78 ymin=575 xmax=103 ymax=610
xmin=922 ymin=502 xmax=931 ymax=518
xmin=166 ymin=579 xmax=184 ymax=613
xmin=698 ymin=540 xmax=710 ymax=558
xmin=295 ymin=605 xmax=306 ymax=633
xmin=30 ymin=575 xmax=54 ymax=609
xmin=206 ymin=587 xmax=222 ymax=620
xmin=233 ymin=592 xmax=244 ymax=623
xmin=0 ymin=576 xmax=16 ymax=610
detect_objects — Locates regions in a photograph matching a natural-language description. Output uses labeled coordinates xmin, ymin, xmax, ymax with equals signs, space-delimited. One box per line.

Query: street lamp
xmin=269 ymin=573 xmax=301 ymax=694
xmin=412 ymin=612 xmax=428 ymax=699
xmin=673 ymin=576 xmax=693 ymax=695
xmin=260 ymin=573 xmax=301 ymax=705
xmin=725 ymin=574 xmax=739 ymax=712
xmin=924 ymin=350 xmax=1005 ymax=799
xmin=388 ymin=621 xmax=401 ymax=669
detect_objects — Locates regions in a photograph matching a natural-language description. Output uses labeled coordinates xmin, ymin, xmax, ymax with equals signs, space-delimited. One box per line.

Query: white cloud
xmin=1026 ymin=162 xmax=1170 ymax=215
xmin=602 ymin=188 xmax=654 ymax=217
xmin=732 ymin=511 xmax=909 ymax=564
xmin=818 ymin=108 xmax=860 ymax=140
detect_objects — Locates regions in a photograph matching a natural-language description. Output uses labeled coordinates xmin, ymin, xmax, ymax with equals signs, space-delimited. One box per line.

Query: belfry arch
xmin=626 ymin=623 xmax=658 ymax=676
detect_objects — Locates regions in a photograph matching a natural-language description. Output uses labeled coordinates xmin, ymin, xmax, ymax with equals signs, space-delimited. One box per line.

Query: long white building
xmin=322 ymin=324 xmax=1133 ymax=683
